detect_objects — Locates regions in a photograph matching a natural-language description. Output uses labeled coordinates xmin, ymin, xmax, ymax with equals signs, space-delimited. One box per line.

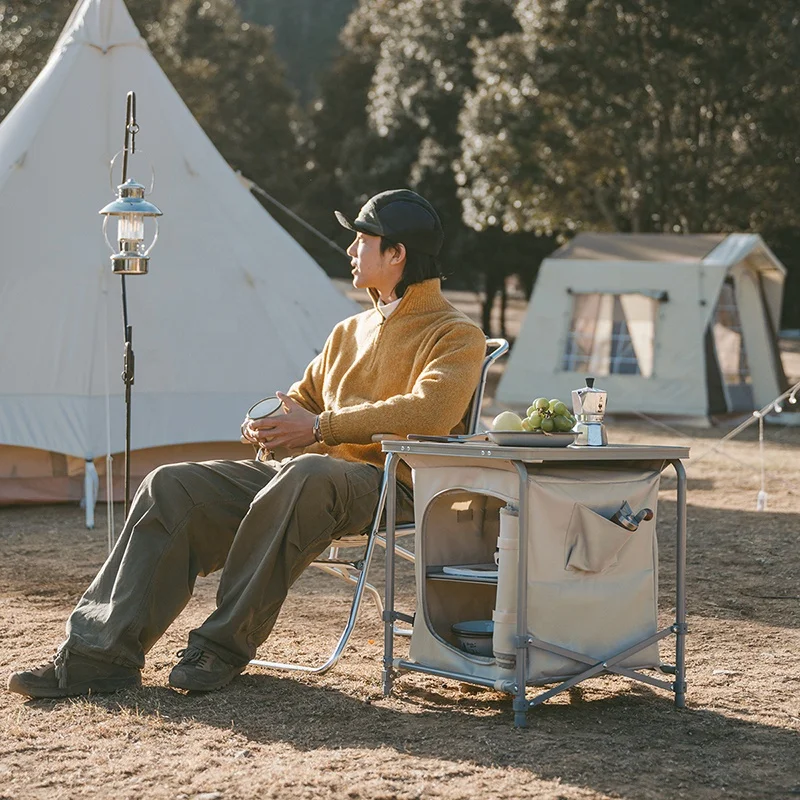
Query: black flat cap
xmin=335 ymin=189 xmax=444 ymax=256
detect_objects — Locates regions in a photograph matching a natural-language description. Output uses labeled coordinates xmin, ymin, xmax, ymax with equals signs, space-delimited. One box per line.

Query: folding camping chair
xmin=249 ymin=337 xmax=509 ymax=675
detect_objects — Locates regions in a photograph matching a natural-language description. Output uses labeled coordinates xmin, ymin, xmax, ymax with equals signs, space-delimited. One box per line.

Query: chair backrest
xmin=465 ymin=338 xmax=509 ymax=434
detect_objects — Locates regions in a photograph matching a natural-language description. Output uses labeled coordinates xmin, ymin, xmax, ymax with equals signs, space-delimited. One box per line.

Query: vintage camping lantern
xmin=99 ymin=90 xmax=165 ymax=525
xmin=99 ymin=177 xmax=162 ymax=275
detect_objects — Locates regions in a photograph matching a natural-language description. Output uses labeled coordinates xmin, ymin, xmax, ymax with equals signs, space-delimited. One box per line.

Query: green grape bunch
xmin=522 ymin=397 xmax=576 ymax=433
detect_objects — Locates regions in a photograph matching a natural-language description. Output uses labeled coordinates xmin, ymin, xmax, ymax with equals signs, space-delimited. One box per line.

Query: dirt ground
xmin=2 ymin=419 xmax=799 ymax=799
xmin=2 ymin=292 xmax=800 ymax=799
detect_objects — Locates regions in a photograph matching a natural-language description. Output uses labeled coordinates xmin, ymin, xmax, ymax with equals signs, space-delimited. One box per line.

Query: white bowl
xmin=451 ymin=619 xmax=494 ymax=657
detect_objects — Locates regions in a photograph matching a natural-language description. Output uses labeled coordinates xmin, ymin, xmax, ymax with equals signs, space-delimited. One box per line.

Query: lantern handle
xmin=108 ymin=149 xmax=156 ymax=194
xmin=144 ymin=218 xmax=160 ymax=257
xmin=102 ymin=216 xmax=116 ymax=254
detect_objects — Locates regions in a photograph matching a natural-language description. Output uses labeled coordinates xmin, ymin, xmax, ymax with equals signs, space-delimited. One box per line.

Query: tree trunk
xmin=481 ymin=289 xmax=495 ymax=335
xmin=500 ymin=279 xmax=508 ymax=340
xmin=481 ymin=269 xmax=504 ymax=336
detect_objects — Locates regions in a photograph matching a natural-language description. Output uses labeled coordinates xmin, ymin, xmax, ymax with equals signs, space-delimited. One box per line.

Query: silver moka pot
xmin=571 ymin=377 xmax=608 ymax=446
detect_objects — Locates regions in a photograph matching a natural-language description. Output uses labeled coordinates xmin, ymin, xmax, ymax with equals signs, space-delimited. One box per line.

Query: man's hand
xmin=243 ymin=391 xmax=318 ymax=451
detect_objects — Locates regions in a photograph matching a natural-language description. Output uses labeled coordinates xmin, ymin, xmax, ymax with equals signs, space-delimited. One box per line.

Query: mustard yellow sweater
xmin=288 ymin=279 xmax=486 ymax=487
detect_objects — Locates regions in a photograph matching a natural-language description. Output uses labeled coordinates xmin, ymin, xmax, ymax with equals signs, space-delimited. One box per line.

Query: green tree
xmin=305 ymin=0 xmax=539 ymax=335
xmin=0 ymin=1 xmax=73 ymax=123
xmin=235 ymin=0 xmax=357 ymax=104
xmin=458 ymin=0 xmax=800 ymax=324
xmin=364 ymin=0 xmax=516 ymax=248
xmin=146 ymin=0 xmax=301 ymax=204
xmin=291 ymin=1 xmax=415 ymax=278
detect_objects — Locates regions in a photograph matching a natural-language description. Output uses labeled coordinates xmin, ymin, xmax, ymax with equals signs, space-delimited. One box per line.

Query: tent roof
xmin=552 ymin=233 xmax=727 ymax=263
xmin=0 ymin=0 xmax=359 ymax=459
xmin=53 ymin=0 xmax=146 ymax=51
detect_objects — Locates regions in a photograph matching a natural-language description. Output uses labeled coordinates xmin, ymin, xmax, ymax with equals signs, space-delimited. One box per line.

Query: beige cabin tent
xmin=497 ymin=233 xmax=787 ymax=417
xmin=0 ymin=0 xmax=359 ymax=512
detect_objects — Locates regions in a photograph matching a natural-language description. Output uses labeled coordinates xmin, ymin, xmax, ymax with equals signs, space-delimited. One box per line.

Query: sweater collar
xmin=367 ymin=279 xmax=447 ymax=316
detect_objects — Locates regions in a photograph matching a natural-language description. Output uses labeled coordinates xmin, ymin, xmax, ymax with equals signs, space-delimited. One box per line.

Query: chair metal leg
xmin=310 ymin=561 xmax=411 ymax=637
xmin=375 ymin=532 xmax=416 ymax=563
xmin=310 ymin=561 xmax=385 ymax=617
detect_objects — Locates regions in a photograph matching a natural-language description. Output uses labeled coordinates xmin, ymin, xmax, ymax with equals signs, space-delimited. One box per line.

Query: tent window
xmin=561 ymin=293 xmax=658 ymax=377
xmin=712 ymin=279 xmax=750 ymax=385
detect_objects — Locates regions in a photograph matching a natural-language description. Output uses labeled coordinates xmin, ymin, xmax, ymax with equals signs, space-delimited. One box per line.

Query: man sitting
xmin=7 ymin=189 xmax=486 ymax=698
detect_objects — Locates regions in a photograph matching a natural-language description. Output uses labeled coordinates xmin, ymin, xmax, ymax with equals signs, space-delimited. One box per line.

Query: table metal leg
xmin=673 ymin=459 xmax=688 ymax=708
xmin=513 ymin=461 xmax=529 ymax=728
xmin=382 ymin=452 xmax=398 ymax=697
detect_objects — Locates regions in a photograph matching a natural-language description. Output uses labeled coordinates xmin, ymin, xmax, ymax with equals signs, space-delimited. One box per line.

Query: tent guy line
xmin=240 ymin=174 xmax=348 ymax=258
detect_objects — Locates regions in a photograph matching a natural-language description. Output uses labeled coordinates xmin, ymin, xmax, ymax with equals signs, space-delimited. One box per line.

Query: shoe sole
xmin=7 ymin=674 xmax=141 ymax=699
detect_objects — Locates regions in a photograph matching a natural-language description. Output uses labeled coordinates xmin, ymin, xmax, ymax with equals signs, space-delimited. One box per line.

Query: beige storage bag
xmin=524 ymin=465 xmax=661 ymax=683
xmin=404 ymin=456 xmax=662 ymax=686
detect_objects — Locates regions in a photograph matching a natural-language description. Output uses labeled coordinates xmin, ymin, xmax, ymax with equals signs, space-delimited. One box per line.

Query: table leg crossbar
xmin=525 ymin=627 xmax=677 ymax=707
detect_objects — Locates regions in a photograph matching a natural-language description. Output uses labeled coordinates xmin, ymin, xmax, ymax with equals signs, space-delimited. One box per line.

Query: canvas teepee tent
xmin=497 ymin=233 xmax=787 ymax=418
xmin=0 ymin=0 xmax=359 ymax=509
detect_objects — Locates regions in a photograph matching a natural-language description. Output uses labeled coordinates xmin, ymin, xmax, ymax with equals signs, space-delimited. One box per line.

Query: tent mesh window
xmin=712 ymin=279 xmax=751 ymax=385
xmin=562 ymin=293 xmax=657 ymax=377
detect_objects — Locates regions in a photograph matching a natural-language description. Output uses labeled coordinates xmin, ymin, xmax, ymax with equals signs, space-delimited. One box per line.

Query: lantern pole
xmin=100 ymin=92 xmax=162 ymax=534
xmin=119 ymin=91 xmax=137 ymax=519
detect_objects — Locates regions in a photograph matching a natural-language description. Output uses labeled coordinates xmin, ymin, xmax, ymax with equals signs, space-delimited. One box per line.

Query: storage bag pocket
xmin=565 ymin=502 xmax=635 ymax=573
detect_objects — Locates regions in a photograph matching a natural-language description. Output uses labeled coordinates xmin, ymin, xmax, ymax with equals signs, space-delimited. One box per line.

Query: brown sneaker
xmin=7 ymin=649 xmax=141 ymax=699
xmin=168 ymin=647 xmax=244 ymax=692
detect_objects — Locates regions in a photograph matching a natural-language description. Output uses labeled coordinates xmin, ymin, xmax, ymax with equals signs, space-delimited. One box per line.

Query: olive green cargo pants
xmin=62 ymin=453 xmax=414 ymax=669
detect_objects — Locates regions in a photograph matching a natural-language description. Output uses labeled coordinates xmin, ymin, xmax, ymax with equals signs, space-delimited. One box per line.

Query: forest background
xmin=1 ymin=0 xmax=799 ymax=335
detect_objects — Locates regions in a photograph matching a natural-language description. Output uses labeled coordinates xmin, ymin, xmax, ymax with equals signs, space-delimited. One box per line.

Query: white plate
xmin=487 ymin=431 xmax=577 ymax=447
xmin=442 ymin=564 xmax=498 ymax=578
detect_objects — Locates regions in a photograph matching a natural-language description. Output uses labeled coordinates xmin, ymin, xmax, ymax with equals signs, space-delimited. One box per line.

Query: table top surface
xmin=382 ymin=439 xmax=690 ymax=462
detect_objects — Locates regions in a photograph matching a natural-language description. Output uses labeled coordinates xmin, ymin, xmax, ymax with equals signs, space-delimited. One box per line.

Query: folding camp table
xmin=381 ymin=441 xmax=689 ymax=728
